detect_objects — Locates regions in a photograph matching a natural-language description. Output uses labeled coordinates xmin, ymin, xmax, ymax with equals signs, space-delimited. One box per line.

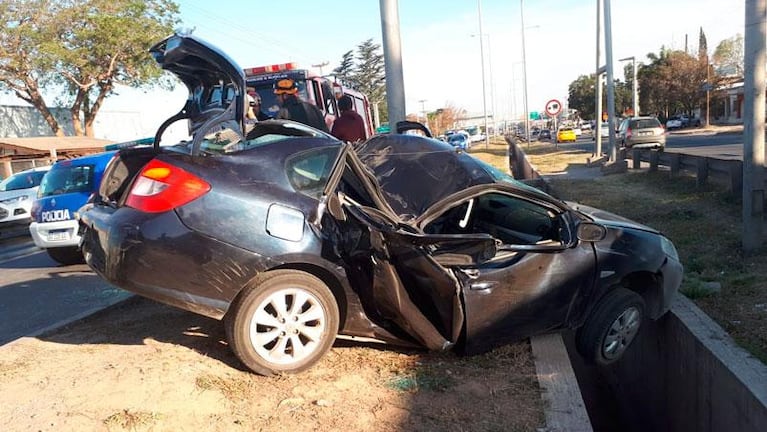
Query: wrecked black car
xmin=79 ymin=32 xmax=683 ymax=376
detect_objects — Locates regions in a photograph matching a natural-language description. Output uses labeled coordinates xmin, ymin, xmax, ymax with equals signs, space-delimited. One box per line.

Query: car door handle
xmin=469 ymin=281 xmax=497 ymax=291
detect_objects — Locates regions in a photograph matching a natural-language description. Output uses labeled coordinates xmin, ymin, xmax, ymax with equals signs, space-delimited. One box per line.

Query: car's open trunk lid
xmin=97 ymin=147 xmax=158 ymax=208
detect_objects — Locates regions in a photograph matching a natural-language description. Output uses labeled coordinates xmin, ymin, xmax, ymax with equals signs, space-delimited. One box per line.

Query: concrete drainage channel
xmin=509 ymin=137 xmax=767 ymax=432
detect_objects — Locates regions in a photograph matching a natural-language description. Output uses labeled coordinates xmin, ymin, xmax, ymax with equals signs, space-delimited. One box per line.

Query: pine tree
xmin=698 ymin=27 xmax=708 ymax=62
xmin=332 ymin=50 xmax=356 ymax=87
xmin=353 ymin=39 xmax=386 ymax=105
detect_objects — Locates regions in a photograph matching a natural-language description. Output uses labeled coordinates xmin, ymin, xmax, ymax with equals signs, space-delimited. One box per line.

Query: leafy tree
xmin=567 ymin=74 xmax=596 ymax=120
xmin=0 ymin=0 xmax=179 ymax=137
xmin=713 ymin=34 xmax=744 ymax=76
xmin=567 ymin=73 xmax=632 ymax=120
xmin=427 ymin=103 xmax=465 ymax=136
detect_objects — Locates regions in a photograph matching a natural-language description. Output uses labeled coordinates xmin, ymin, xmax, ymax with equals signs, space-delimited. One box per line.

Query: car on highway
xmin=29 ymin=151 xmax=115 ymax=265
xmin=539 ymin=129 xmax=552 ymax=140
xmin=665 ymin=115 xmax=685 ymax=130
xmin=556 ymin=127 xmax=577 ymax=143
xmin=79 ymin=32 xmax=683 ymax=376
xmin=617 ymin=116 xmax=666 ymax=150
xmin=447 ymin=132 xmax=470 ymax=150
xmin=0 ymin=166 xmax=50 ymax=228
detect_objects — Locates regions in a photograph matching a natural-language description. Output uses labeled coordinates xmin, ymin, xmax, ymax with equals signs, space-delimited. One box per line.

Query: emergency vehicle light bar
xmin=244 ymin=62 xmax=298 ymax=76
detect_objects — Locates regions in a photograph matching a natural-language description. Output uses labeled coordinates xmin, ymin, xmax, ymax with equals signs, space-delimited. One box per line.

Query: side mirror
xmin=577 ymin=222 xmax=607 ymax=242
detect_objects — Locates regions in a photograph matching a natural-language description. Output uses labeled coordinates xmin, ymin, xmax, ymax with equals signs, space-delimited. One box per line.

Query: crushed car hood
xmin=568 ymin=202 xmax=660 ymax=234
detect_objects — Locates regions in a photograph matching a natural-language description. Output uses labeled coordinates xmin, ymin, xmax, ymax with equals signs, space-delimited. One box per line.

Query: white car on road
xmin=0 ymin=166 xmax=50 ymax=227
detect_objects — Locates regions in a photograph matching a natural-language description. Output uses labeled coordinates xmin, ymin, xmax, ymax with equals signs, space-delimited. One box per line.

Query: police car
xmin=29 ymin=151 xmax=115 ymax=265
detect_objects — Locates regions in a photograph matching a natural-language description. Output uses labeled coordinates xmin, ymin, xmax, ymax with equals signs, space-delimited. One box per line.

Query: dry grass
xmin=103 ymin=409 xmax=161 ymax=430
xmin=489 ymin=139 xmax=767 ymax=364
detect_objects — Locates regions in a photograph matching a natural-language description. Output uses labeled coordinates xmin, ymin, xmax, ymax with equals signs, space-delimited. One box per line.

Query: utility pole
xmin=419 ymin=99 xmax=428 ymax=130
xmin=603 ymin=0 xmax=617 ymax=162
xmin=595 ymin=0 xmax=603 ymax=157
xmin=618 ymin=56 xmax=638 ymax=116
xmin=521 ymin=0 xmax=531 ymax=147
xmin=742 ymin=0 xmax=766 ymax=253
xmin=477 ymin=0 xmax=489 ymax=148
xmin=311 ymin=61 xmax=329 ymax=76
xmin=379 ymin=0 xmax=406 ymax=130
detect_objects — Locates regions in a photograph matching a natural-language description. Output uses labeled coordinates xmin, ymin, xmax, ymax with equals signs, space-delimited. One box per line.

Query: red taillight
xmin=626 ymin=127 xmax=632 ymax=138
xmin=126 ymin=159 xmax=210 ymax=213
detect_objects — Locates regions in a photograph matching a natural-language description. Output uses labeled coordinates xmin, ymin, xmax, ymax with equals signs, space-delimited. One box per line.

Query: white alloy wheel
xmin=249 ymin=287 xmax=327 ymax=365
xmin=225 ymin=270 xmax=339 ymax=376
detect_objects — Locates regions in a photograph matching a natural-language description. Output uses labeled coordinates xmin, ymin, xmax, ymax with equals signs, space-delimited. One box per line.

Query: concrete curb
xmin=532 ymin=334 xmax=593 ymax=432
xmin=511 ymin=140 xmax=767 ymax=431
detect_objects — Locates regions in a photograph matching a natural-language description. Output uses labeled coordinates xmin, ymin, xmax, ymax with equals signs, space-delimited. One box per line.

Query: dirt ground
xmin=0 ymin=296 xmax=544 ymax=432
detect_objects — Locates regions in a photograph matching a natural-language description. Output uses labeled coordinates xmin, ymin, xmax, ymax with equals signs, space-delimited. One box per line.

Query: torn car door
xmin=419 ymin=190 xmax=598 ymax=354
xmin=341 ymin=202 xmax=496 ymax=351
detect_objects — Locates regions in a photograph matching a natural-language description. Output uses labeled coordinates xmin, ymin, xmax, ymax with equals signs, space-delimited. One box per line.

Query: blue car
xmin=447 ymin=133 xmax=470 ymax=150
xmin=30 ymin=151 xmax=115 ymax=265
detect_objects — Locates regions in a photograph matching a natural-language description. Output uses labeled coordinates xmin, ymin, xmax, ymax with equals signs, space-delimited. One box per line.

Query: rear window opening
xmin=39 ymin=165 xmax=95 ymax=197
xmin=630 ymin=119 xmax=662 ymax=129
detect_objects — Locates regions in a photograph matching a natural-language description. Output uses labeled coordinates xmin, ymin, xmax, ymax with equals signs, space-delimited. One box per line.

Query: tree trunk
xmin=82 ymin=82 xmax=112 ymax=138
xmin=71 ymin=87 xmax=86 ymax=137
xmin=17 ymin=78 xmax=65 ymax=137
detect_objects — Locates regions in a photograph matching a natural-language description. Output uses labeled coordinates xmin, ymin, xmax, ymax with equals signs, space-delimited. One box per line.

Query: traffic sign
xmin=544 ymin=99 xmax=562 ymax=117
xmin=529 ymin=111 xmax=539 ymax=120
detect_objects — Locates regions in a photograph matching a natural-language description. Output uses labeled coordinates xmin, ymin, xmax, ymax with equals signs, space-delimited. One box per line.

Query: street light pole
xmin=379 ymin=0 xmax=406 ymax=129
xmin=520 ymin=0 xmax=531 ymax=147
xmin=603 ymin=0 xmax=617 ymax=162
xmin=477 ymin=0 xmax=489 ymax=148
xmin=618 ymin=56 xmax=638 ymax=116
xmin=742 ymin=0 xmax=766 ymax=252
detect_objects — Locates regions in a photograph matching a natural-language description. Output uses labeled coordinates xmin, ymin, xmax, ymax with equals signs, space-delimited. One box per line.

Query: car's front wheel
xmin=46 ymin=246 xmax=85 ymax=265
xmin=225 ymin=270 xmax=339 ymax=376
xmin=576 ymin=288 xmax=645 ymax=366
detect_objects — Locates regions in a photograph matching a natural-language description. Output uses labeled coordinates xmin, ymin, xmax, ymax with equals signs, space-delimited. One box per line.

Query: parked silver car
xmin=617 ymin=116 xmax=666 ymax=150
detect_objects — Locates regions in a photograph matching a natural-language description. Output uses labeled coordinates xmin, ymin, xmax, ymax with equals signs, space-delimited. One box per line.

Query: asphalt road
xmin=0 ymin=233 xmax=131 ymax=346
xmin=548 ymin=129 xmax=744 ymax=158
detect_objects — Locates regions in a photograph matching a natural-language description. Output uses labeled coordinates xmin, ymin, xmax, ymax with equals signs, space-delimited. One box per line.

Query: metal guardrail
xmin=630 ymin=149 xmax=749 ymax=193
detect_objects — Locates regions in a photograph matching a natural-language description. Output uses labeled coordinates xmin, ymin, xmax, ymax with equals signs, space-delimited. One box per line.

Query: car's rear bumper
xmin=625 ymin=135 xmax=666 ymax=148
xmin=30 ymin=220 xmax=81 ymax=248
xmin=80 ymin=205 xmax=269 ymax=319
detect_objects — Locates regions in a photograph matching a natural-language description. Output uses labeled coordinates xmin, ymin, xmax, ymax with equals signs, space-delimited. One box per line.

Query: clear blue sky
xmin=0 ymin=0 xmax=747 ymax=136
xmin=175 ymin=0 xmax=745 ymax=121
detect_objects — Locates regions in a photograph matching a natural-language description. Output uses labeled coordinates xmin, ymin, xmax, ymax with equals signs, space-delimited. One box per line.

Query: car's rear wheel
xmin=576 ymin=288 xmax=645 ymax=366
xmin=46 ymin=246 xmax=85 ymax=265
xmin=225 ymin=270 xmax=339 ymax=376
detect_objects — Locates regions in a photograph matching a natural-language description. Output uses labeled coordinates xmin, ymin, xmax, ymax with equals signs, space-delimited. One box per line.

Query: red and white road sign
xmin=545 ymin=99 xmax=562 ymax=117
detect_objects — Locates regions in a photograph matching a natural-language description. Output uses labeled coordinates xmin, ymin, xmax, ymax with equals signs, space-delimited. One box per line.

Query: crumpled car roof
xmin=356 ymin=134 xmax=495 ymax=220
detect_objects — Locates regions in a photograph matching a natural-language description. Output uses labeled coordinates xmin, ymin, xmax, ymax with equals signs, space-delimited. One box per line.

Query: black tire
xmin=576 ymin=288 xmax=645 ymax=366
xmin=224 ymin=270 xmax=339 ymax=376
xmin=46 ymin=246 xmax=85 ymax=265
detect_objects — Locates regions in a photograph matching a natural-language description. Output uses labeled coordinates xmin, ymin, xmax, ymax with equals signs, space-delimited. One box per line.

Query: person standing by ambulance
xmin=273 ymin=78 xmax=328 ymax=132
xmin=331 ymin=95 xmax=367 ymax=143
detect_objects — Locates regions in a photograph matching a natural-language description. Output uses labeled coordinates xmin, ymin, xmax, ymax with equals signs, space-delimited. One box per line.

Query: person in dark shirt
xmin=246 ymin=89 xmax=271 ymax=121
xmin=331 ymin=95 xmax=367 ymax=143
xmin=274 ymin=78 xmax=329 ymax=132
